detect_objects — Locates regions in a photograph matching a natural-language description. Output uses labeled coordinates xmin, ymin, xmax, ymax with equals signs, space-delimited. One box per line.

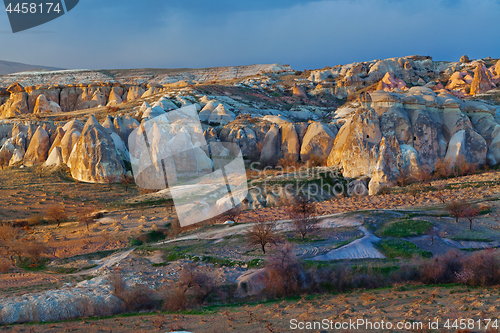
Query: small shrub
xmin=308 ymin=154 xmax=326 ymax=167
xmin=276 ymin=154 xmax=300 ymax=169
xmin=0 ymin=258 xmax=11 ymax=273
xmin=122 ymin=284 xmax=159 ymax=312
xmin=463 ymin=250 xmax=500 ymax=286
xmin=434 ymin=158 xmax=452 ymax=178
xmin=264 ymin=242 xmax=303 ymax=297
xmin=377 ymin=186 xmax=391 ymax=195
xmin=420 ymin=250 xmax=463 ymax=284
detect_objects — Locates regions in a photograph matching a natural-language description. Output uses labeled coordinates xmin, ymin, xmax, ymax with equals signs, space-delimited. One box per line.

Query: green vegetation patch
xmin=376 ymin=239 xmax=432 ymax=259
xmin=377 ymin=220 xmax=433 ymax=238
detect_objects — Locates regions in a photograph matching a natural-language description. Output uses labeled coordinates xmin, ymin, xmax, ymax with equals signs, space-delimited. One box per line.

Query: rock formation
xmin=470 ymin=63 xmax=495 ymax=95
xmin=33 ymin=94 xmax=61 ymax=113
xmin=23 ymin=126 xmax=50 ymax=166
xmin=67 ymin=115 xmax=126 ymax=183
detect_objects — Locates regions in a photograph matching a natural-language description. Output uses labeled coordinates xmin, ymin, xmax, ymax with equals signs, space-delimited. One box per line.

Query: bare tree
xmin=428 ymin=227 xmax=440 ymax=245
xmin=104 ymin=175 xmax=117 ymax=191
xmin=119 ymin=174 xmax=135 ymax=192
xmin=45 ymin=205 xmax=68 ymax=227
xmin=286 ymin=196 xmax=318 ymax=240
xmin=246 ymin=218 xmax=280 ymax=254
xmin=78 ymin=207 xmax=95 ymax=231
xmin=446 ymin=201 xmax=468 ymax=224
xmin=224 ymin=205 xmax=243 ymax=224
xmin=463 ymin=205 xmax=480 ymax=230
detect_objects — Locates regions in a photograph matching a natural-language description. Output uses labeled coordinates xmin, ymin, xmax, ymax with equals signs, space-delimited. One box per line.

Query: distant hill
xmin=0 ymin=60 xmax=62 ymax=75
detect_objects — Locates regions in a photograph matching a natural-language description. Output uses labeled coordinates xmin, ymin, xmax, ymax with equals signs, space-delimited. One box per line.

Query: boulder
xmin=23 ymin=126 xmax=50 ymax=166
xmin=59 ymin=87 xmax=80 ymax=112
xmin=6 ymin=83 xmax=25 ymax=94
xmin=495 ymin=60 xmax=500 ymax=76
xmin=199 ymin=100 xmax=220 ymax=122
xmin=460 ymin=55 xmax=470 ymax=63
xmin=33 ymin=94 xmax=61 ymax=113
xmin=67 ymin=115 xmax=126 ymax=183
xmin=300 ymin=122 xmax=337 ymax=162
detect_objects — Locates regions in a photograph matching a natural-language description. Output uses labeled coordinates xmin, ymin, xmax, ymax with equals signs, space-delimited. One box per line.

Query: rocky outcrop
xmin=0 ymin=83 xmax=29 ymax=118
xmin=23 ymin=126 xmax=50 ymax=166
xmin=377 ymin=72 xmax=407 ymax=92
xmin=260 ymin=124 xmax=280 ymax=164
xmin=300 ymin=122 xmax=337 ymax=162
xmin=60 ymin=128 xmax=81 ymax=164
xmin=126 ymin=86 xmax=145 ymax=102
xmin=460 ymin=55 xmax=470 ymax=63
xmin=292 ymin=83 xmax=308 ymax=99
xmin=328 ymin=107 xmax=381 ymax=178
xmin=106 ymin=87 xmax=123 ymax=106
xmin=67 ymin=115 xmax=126 ymax=183
xmin=368 ymin=137 xmax=402 ymax=195
xmin=33 ymin=94 xmax=61 ymax=113
xmin=470 ymin=63 xmax=495 ymax=95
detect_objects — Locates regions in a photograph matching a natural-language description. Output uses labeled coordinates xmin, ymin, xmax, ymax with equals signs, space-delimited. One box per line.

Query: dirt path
xmin=75 ymin=248 xmax=136 ymax=276
xmin=312 ymin=226 xmax=386 ymax=260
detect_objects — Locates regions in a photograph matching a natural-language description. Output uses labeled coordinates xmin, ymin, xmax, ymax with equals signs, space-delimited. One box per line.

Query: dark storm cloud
xmin=0 ymin=0 xmax=499 ymax=70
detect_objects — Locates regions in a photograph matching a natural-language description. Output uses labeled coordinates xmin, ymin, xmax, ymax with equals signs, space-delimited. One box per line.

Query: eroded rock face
xmin=67 ymin=115 xmax=125 ymax=183
xmin=0 ymin=84 xmax=29 ymax=118
xmin=126 ymin=86 xmax=145 ymax=102
xmin=327 ymin=107 xmax=381 ymax=178
xmin=60 ymin=128 xmax=81 ymax=164
xmin=23 ymin=126 xmax=50 ymax=166
xmin=33 ymin=94 xmax=61 ymax=114
xmin=300 ymin=122 xmax=337 ymax=162
xmin=368 ymin=136 xmax=402 ymax=195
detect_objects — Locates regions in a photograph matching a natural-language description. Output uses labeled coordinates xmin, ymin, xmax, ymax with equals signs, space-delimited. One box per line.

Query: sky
xmin=0 ymin=0 xmax=499 ymax=71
